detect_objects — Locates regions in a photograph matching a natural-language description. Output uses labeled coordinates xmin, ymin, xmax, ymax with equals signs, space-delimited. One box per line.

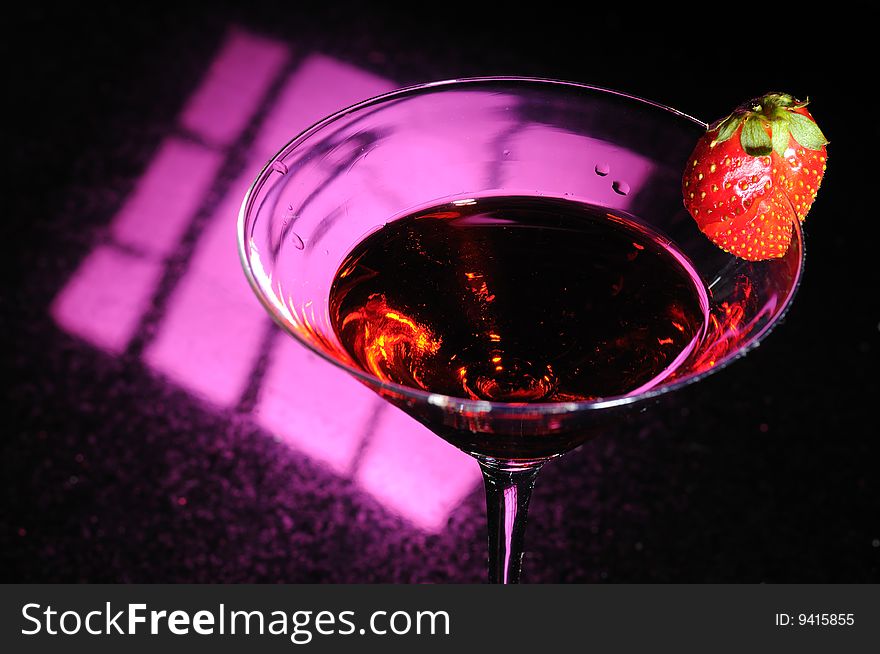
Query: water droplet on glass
xmin=272 ymin=161 xmax=289 ymax=175
xmin=281 ymin=204 xmax=297 ymax=223
xmin=595 ymin=163 xmax=610 ymax=176
xmin=291 ymin=233 xmax=305 ymax=250
xmin=612 ymin=180 xmax=630 ymax=195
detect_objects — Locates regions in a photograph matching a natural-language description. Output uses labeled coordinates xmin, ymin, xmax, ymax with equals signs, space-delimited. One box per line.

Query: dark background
xmin=2 ymin=2 xmax=877 ymax=582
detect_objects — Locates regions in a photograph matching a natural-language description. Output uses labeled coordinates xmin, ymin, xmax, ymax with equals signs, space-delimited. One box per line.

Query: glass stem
xmin=479 ymin=459 xmax=544 ymax=584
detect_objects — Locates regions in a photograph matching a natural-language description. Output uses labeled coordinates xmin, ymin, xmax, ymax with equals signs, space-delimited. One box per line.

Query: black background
xmin=2 ymin=2 xmax=877 ymax=582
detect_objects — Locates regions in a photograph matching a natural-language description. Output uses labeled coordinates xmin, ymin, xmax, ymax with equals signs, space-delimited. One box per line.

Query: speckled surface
xmin=2 ymin=3 xmax=877 ymax=583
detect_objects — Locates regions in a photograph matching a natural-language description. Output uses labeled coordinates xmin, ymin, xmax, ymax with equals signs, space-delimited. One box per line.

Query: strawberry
xmin=682 ymin=93 xmax=828 ymax=261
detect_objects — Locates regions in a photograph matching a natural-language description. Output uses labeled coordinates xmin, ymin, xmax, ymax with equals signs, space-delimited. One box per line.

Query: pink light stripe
xmin=254 ymin=54 xmax=394 ymax=161
xmin=143 ymin=169 xmax=268 ymax=407
xmin=180 ymin=28 xmax=289 ymax=147
xmin=54 ymin=36 xmax=480 ymax=530
xmin=142 ymin=57 xmax=393 ymax=408
xmin=51 ymin=245 xmax=163 ymax=354
xmin=187 ymin=169 xmax=257 ymax=288
xmin=110 ymin=138 xmax=223 ymax=257
xmin=255 ymin=337 xmax=381 ymax=475
xmin=143 ymin=268 xmax=267 ymax=408
xmin=355 ymin=406 xmax=481 ymax=532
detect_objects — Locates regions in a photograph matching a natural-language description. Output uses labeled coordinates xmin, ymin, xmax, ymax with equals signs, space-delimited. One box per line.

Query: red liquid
xmin=329 ymin=196 xmax=708 ymax=404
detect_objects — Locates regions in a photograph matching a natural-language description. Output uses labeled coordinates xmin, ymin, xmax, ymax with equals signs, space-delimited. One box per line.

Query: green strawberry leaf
xmin=787 ymin=112 xmax=829 ymax=150
xmin=771 ymin=119 xmax=791 ymax=157
xmin=740 ymin=117 xmax=773 ymax=156
xmin=713 ymin=115 xmax=741 ymax=144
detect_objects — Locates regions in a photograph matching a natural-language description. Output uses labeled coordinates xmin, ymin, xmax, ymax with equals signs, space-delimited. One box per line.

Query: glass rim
xmin=238 ymin=76 xmax=806 ymax=416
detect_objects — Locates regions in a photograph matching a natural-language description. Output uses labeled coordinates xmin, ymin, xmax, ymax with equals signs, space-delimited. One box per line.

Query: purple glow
xmin=255 ymin=337 xmax=381 ymax=474
xmin=51 ymin=246 xmax=162 ymax=354
xmin=50 ymin=30 xmax=480 ymax=531
xmin=180 ymin=28 xmax=289 ymax=147
xmin=142 ymin=168 xmax=271 ymax=407
xmin=254 ymin=54 xmax=394 ymax=160
xmin=501 ymin=129 xmax=652 ymax=206
xmin=356 ymin=406 xmax=481 ymax=532
xmin=111 ymin=138 xmax=223 ymax=256
xmin=143 ymin=262 xmax=268 ymax=407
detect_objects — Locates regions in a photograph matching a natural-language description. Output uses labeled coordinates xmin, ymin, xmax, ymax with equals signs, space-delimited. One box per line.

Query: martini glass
xmin=238 ymin=78 xmax=804 ymax=583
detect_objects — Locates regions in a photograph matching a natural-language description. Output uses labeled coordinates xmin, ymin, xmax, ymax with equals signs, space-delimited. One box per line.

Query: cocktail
xmin=238 ymin=79 xmax=806 ymax=583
